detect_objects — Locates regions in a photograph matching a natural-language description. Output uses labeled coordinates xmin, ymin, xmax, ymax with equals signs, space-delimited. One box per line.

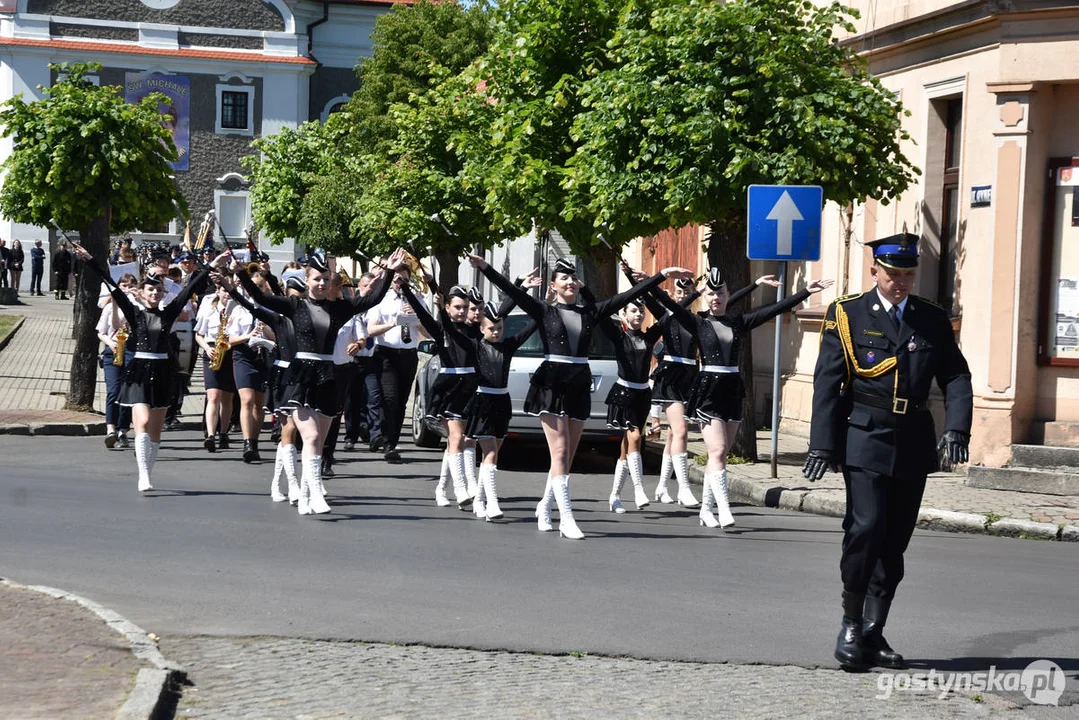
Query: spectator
xmin=97 ymin=273 xmax=138 ymax=449
xmin=8 ymin=240 xmax=23 ymax=294
xmin=53 ymin=242 xmax=72 ymax=299
xmin=0 ymin=240 xmax=8 ymax=289
xmin=29 ymin=240 xmax=45 ymax=296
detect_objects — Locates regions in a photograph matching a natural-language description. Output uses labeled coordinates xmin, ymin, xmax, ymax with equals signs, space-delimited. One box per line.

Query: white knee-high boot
xmin=271 ymin=445 xmax=287 ymax=502
xmin=448 ymin=453 xmax=472 ymax=508
xmin=282 ymin=444 xmax=300 ymax=505
xmin=715 ymin=468 xmax=735 ymax=528
xmin=149 ymin=440 xmax=160 ymax=472
xmin=435 ymin=451 xmax=452 ymax=507
xmin=305 ymin=455 xmax=331 ymax=515
xmin=608 ymin=459 xmax=628 ymax=513
xmin=673 ymin=452 xmax=699 ymax=507
xmin=553 ymin=475 xmax=584 ymax=540
xmin=463 ymin=446 xmax=478 ymax=498
xmin=699 ymin=472 xmax=720 ymax=528
xmin=473 ymin=468 xmax=488 ymax=518
xmin=536 ymin=472 xmax=554 ymax=531
xmin=655 ymin=452 xmax=675 ymax=503
xmin=482 ymin=464 xmax=503 ymax=520
xmin=135 ymin=433 xmax=153 ymax=492
xmin=297 ymin=457 xmax=311 ymax=515
xmin=626 ymin=452 xmax=650 ymax=510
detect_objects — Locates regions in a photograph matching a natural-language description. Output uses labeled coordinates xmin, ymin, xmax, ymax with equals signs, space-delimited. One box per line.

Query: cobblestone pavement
xmin=165 ymin=636 xmax=1034 ymax=720
xmin=0 ymin=582 xmax=147 ymax=720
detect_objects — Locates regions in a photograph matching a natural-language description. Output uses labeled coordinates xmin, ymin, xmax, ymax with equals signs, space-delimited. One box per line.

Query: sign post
xmin=747 ymin=185 xmax=823 ymax=478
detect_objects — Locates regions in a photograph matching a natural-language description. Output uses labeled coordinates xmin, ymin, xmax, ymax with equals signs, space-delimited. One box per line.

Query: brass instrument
xmin=247 ymin=261 xmax=263 ymax=275
xmin=402 ymin=249 xmax=430 ymax=293
xmin=194 ymin=210 xmax=214 ymax=253
xmin=209 ymin=309 xmax=231 ymax=371
xmin=113 ymin=327 xmax=129 ymax=366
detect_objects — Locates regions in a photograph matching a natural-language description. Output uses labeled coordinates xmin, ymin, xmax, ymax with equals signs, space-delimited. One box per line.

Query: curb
xmin=0 ymin=315 xmax=26 ymax=353
xmin=0 ymin=578 xmax=185 ymax=720
xmin=0 ymin=421 xmax=106 ymax=436
xmin=679 ymin=457 xmax=1079 ymax=542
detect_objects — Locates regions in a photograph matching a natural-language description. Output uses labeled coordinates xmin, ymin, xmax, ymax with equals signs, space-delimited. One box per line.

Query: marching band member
xmin=194 ymin=282 xmax=236 ymax=453
xmin=74 ymin=244 xmax=224 ymax=492
xmin=97 ymin=273 xmax=138 ymax=450
xmin=227 ymin=271 xmax=275 ymax=463
xmin=468 ymin=253 xmax=692 ymax=540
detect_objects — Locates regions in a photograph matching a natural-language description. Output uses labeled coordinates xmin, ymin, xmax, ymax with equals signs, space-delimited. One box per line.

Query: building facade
xmin=0 ymin=0 xmax=398 ymax=285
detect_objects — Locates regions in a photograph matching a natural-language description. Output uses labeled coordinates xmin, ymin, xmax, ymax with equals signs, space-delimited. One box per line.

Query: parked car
xmin=412 ymin=311 xmax=624 ymax=448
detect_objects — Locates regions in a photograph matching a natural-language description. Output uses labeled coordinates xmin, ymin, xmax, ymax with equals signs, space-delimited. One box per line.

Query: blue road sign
xmin=746 ymin=185 xmax=823 ymax=261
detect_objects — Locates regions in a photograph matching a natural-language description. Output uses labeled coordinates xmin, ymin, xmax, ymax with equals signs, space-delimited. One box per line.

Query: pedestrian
xmin=803 ymin=233 xmax=972 ymax=671
xmin=468 ymin=253 xmax=693 ymax=539
xmin=97 ymin=273 xmax=138 ymax=449
xmin=366 ymin=256 xmax=426 ymax=462
xmin=674 ymin=268 xmax=832 ymax=529
xmin=194 ymin=282 xmax=236 ymax=454
xmin=73 ymin=244 xmax=222 ymax=492
xmin=29 ymin=240 xmax=45 ymax=296
xmin=8 ymin=240 xmax=24 ymax=294
xmin=233 ymin=249 xmax=404 ymax=515
xmin=342 ymin=272 xmax=384 ymax=453
xmin=53 ymin=242 xmax=72 ymax=299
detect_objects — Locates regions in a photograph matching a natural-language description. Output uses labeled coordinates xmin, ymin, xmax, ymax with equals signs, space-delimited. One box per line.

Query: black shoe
xmin=322 ymin=458 xmax=336 ymax=477
xmin=835 ymin=590 xmax=867 ymax=670
xmin=369 ymin=435 xmax=386 ymax=453
xmin=104 ymin=431 xmax=117 ymax=449
xmin=116 ymin=432 xmax=129 ymax=449
xmin=862 ymin=596 xmax=906 ymax=669
xmin=217 ymin=432 xmax=230 ymax=450
xmin=384 ymin=446 xmax=401 ymax=461
xmin=204 ymin=435 xmax=216 ymax=453
xmin=243 ymin=439 xmax=261 ymax=464
xmin=343 ymin=439 xmax=355 ymax=452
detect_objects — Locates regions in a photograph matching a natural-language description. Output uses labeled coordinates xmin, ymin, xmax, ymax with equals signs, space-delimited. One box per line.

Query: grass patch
xmin=0 ymin=314 xmax=23 ymax=345
xmin=694 ymin=453 xmax=752 ymax=466
xmin=983 ymin=512 xmax=1002 ymax=529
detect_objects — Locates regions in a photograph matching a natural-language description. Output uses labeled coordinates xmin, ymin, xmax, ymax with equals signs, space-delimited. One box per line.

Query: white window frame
xmin=213 ymin=189 xmax=252 ymax=245
xmin=320 ymin=94 xmax=351 ymax=123
xmin=215 ymin=84 xmax=255 ymax=136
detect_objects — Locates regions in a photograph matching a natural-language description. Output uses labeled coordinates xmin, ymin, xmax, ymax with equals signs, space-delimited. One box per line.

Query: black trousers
xmin=375 ymin=346 xmax=418 ymax=449
xmin=30 ymin=265 xmax=43 ymax=293
xmin=840 ymin=466 xmax=927 ymax=600
xmin=55 ymin=272 xmax=69 ymax=295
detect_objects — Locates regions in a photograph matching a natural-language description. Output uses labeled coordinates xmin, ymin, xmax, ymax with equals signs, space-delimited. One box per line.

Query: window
xmin=214 ymin=190 xmax=251 ymax=244
xmin=215 ymin=84 xmax=255 ymax=136
xmin=938 ymin=98 xmax=962 ymax=312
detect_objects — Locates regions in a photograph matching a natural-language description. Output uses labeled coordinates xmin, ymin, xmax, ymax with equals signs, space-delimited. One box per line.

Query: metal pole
xmin=770 ymin=262 xmax=786 ymax=479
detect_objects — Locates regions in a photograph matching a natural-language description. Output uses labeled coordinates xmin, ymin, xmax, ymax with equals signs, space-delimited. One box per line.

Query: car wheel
xmin=412 ymin=382 xmax=441 ymax=448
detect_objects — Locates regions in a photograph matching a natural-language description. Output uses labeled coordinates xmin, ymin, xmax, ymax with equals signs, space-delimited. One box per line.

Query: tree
xmin=567 ymin=0 xmax=918 ymax=458
xmin=0 ymin=62 xmax=185 ymax=410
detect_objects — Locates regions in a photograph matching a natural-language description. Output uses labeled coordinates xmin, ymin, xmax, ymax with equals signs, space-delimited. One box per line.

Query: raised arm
xmin=728 ymin=275 xmax=782 ymax=307
xmin=593 ymin=270 xmax=677 ymax=318
xmin=236 ymin=266 xmax=293 ymax=316
xmin=505 ymin=319 xmax=539 ymax=352
xmin=163 ymin=262 xmax=213 ymax=325
xmin=469 ymin=255 xmax=545 ymax=322
xmin=740 ymin=277 xmax=834 ymax=331
xmin=73 ymin=247 xmax=139 ymax=325
xmin=400 ymin=282 xmax=443 ymax=343
xmin=222 ymin=278 xmax=285 ymax=328
xmin=349 ymin=265 xmax=395 ymax=314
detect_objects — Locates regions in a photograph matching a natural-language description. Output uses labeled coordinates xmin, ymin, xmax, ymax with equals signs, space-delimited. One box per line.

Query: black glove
xmin=802 ymin=449 xmax=840 ymax=482
xmin=937 ymin=430 xmax=969 ymax=466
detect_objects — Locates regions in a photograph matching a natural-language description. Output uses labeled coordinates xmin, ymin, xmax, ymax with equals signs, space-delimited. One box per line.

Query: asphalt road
xmin=1 ymin=432 xmax=1076 ymax=686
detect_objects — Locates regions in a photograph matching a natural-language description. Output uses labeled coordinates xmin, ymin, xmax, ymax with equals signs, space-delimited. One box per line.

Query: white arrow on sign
xmin=765 ymin=191 xmax=804 ymax=256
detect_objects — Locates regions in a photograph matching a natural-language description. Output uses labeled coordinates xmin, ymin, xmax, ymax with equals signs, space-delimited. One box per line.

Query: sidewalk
xmin=0 ymin=579 xmax=181 ymax=720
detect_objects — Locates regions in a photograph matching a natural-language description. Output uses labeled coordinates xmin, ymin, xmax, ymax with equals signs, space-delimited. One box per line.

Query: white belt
xmin=134 ymin=352 xmax=168 ymax=360
xmin=617 ymin=378 xmax=650 ymax=390
xmin=701 ymin=365 xmax=739 ymax=373
xmin=544 ymin=354 xmax=589 ymax=364
xmin=663 ymin=355 xmax=697 ymax=365
xmin=295 ymin=352 xmax=333 ymax=362
xmin=273 ymin=360 xmax=291 ymax=368
xmin=440 ymin=367 xmax=476 ymax=375
xmin=477 ymin=386 xmax=509 ymax=395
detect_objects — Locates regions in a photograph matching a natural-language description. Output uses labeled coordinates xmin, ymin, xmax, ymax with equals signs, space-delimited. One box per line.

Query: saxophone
xmin=209 ymin=310 xmax=231 ymax=371
xmin=113 ymin=327 xmax=129 ymax=366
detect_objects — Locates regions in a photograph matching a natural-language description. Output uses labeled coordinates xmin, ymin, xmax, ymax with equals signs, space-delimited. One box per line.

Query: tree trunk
xmin=579 ymin=247 xmax=618 ymax=301
xmin=433 ymin=247 xmax=460 ymax=295
xmin=708 ymin=214 xmax=758 ymax=462
xmin=65 ymin=214 xmax=109 ymax=411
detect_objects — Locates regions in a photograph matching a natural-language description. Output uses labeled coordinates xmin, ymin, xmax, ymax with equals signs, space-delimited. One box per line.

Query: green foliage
xmin=0 ymin=62 xmax=186 ymax=233
xmin=568 ymin=0 xmax=919 ymax=237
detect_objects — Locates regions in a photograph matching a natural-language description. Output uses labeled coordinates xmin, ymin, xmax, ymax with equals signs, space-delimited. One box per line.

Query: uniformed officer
xmin=803 ymin=233 xmax=973 ymax=671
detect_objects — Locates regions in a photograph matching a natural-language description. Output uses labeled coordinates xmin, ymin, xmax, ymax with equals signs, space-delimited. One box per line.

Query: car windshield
xmin=504 ymin=313 xmax=617 ymax=360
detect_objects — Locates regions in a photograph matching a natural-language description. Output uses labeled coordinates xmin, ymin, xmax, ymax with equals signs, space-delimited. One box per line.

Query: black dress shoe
xmin=322 ymin=458 xmax=336 ymax=477
xmin=863 ymin=596 xmax=906 ymax=669
xmin=204 ymin=435 xmax=216 ymax=453
xmin=384 ymin=446 xmax=401 ymax=461
xmin=242 ymin=439 xmax=261 ymax=463
xmin=370 ymin=435 xmax=386 ymax=453
xmin=835 ymin=590 xmax=867 ymax=670
xmin=217 ymin=431 xmax=230 ymax=450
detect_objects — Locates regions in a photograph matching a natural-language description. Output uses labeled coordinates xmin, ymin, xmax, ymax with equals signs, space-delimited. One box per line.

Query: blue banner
xmin=125 ymin=72 xmax=190 ymax=172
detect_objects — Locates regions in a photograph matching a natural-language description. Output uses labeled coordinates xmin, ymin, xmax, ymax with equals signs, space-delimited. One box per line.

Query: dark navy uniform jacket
xmin=809 ymin=289 xmax=973 ymax=477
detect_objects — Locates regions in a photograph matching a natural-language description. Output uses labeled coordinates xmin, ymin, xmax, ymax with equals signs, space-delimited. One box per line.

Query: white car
xmin=412 ymin=311 xmax=624 ymax=448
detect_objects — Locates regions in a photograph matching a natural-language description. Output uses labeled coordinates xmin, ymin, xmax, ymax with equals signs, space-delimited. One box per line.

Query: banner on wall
xmin=124 ymin=72 xmax=190 ymax=171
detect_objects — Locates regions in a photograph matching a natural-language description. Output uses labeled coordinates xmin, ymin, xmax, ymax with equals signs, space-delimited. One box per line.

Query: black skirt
xmin=464 ymin=392 xmax=512 ymax=439
xmin=605 ymin=382 xmax=652 ymax=431
xmin=686 ymin=371 xmax=744 ymax=424
xmin=523 ymin=361 xmax=592 ymax=421
xmin=202 ymin=353 xmax=236 ymax=393
xmin=650 ymin=360 xmax=698 ymax=404
xmin=426 ymin=373 xmax=478 ymax=420
xmin=119 ymin=357 xmax=173 ymax=409
xmin=232 ymin=345 xmax=268 ymax=392
xmin=281 ymin=360 xmax=346 ymax=417
xmin=264 ymin=362 xmax=291 ymax=414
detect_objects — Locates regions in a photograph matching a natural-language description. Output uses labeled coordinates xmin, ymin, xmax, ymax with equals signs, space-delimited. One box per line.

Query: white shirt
xmin=96 ymin=300 xmax=128 ymax=340
xmin=368 ymin=290 xmax=426 ymax=350
xmin=875 ymin=289 xmax=909 ymax=323
xmin=333 ymin=315 xmax=372 ymax=365
xmin=194 ymin=296 xmax=231 ymax=338
xmin=225 ymin=304 xmax=257 ymax=337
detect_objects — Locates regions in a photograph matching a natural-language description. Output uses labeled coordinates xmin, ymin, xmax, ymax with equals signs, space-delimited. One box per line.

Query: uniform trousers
xmin=345 ymin=356 xmax=382 ymax=444
xmin=375 ymin=346 xmax=418 ymax=449
xmin=840 ymin=466 xmax=927 ymax=601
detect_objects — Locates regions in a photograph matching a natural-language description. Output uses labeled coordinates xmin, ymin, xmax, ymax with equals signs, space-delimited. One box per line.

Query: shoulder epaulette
xmin=833 ymin=292 xmax=864 ymax=305
xmin=909 ymin=294 xmax=945 ymax=311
